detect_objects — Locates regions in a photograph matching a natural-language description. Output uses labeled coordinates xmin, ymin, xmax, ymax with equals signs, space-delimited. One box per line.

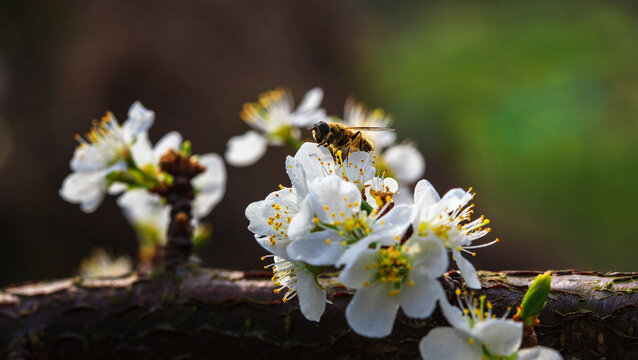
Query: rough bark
xmin=0 ymin=269 xmax=636 ymax=360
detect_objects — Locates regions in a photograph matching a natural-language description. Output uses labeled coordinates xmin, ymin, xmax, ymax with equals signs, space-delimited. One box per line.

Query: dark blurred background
xmin=1 ymin=0 xmax=637 ymax=287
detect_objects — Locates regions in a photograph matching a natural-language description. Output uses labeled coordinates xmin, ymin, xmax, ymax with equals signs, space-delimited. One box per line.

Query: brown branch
xmin=1 ymin=269 xmax=637 ymax=359
xmin=151 ymin=150 xmax=205 ymax=271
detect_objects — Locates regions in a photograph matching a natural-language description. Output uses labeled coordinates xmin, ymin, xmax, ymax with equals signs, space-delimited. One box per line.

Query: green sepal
xmin=360 ymin=199 xmax=374 ymax=214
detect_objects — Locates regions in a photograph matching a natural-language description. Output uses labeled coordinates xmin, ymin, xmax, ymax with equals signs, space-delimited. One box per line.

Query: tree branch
xmin=1 ymin=269 xmax=636 ymax=359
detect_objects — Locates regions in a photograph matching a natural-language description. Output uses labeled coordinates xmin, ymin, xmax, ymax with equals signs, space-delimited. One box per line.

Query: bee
xmin=310 ymin=121 xmax=394 ymax=157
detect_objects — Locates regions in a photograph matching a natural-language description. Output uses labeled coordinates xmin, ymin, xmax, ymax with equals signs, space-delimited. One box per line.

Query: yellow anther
xmin=325 ymin=239 xmax=332 ymax=245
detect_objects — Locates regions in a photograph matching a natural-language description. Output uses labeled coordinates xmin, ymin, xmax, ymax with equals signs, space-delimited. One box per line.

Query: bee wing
xmin=344 ymin=126 xmax=395 ymax=132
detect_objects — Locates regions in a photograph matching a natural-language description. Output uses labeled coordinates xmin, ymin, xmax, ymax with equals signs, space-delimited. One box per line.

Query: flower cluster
xmin=246 ymin=142 xmax=496 ymax=338
xmin=225 ymin=88 xmax=425 ymax=199
xmin=420 ymin=291 xmax=562 ymax=360
xmin=60 ymin=102 xmax=226 ymax=273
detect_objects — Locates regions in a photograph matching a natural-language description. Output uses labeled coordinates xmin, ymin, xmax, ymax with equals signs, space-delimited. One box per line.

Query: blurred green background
xmin=0 ymin=0 xmax=637 ymax=286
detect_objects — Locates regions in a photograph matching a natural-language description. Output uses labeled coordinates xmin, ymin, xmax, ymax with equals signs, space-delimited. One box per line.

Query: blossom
xmin=246 ymin=186 xmax=302 ymax=257
xmin=380 ymin=143 xmax=425 ymax=204
xmin=79 ymin=248 xmax=133 ymax=278
xmin=285 ymin=142 xmax=377 ymax=198
xmin=127 ymin=130 xmax=227 ymax=220
xmin=342 ymin=99 xmax=396 ymax=149
xmin=60 ymin=101 xmax=155 ymax=212
xmin=412 ymin=179 xmax=498 ymax=289
xmin=225 ymin=88 xmax=326 ymax=167
xmin=286 ymin=175 xmax=413 ymax=266
xmin=262 ymin=255 xmax=327 ymax=322
xmin=419 ymin=292 xmax=563 ymax=360
xmin=338 ymin=235 xmax=448 ymax=338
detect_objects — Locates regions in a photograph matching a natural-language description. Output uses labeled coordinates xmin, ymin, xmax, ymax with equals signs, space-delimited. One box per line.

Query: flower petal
xmin=438 ymin=296 xmax=471 ymax=332
xmin=225 ymin=131 xmax=268 ymax=167
xmin=454 ymin=250 xmax=481 ymax=289
xmin=285 ymin=156 xmax=308 ymax=198
xmin=338 ymin=249 xmax=377 ymax=288
xmin=383 ymin=144 xmax=425 ymax=183
xmin=296 ymin=269 xmax=327 ymax=322
xmin=345 ymin=282 xmax=399 ymax=338
xmin=131 ymin=132 xmax=154 ymax=167
xmin=516 ymin=347 xmax=564 ymax=360
xmin=419 ymin=327 xmax=483 ymax=360
xmin=295 ymin=87 xmax=323 ymax=114
xmin=398 ymin=271 xmax=443 ymax=318
xmin=286 ymin=230 xmax=344 ymax=266
xmin=414 ymin=179 xmax=440 ymax=207
xmin=123 ymin=101 xmax=155 ymax=138
xmin=59 ymin=172 xmax=106 ymax=213
xmin=153 ymin=131 xmax=183 ymax=162
xmin=472 ymin=319 xmax=523 ymax=357
xmin=293 ymin=142 xmax=334 ymax=182
xmin=408 ymin=236 xmax=449 ymax=278
xmin=192 ymin=153 xmax=226 ymax=218
xmin=308 ymin=176 xmax=361 ymax=224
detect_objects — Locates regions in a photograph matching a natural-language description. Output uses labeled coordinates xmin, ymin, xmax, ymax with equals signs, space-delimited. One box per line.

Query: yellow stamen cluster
xmin=240 ymin=88 xmax=288 ymax=123
xmin=373 ymin=246 xmax=412 ymax=296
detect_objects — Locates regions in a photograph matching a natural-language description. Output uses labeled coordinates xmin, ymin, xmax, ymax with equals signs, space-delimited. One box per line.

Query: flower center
xmin=373 ymin=246 xmax=413 ymax=295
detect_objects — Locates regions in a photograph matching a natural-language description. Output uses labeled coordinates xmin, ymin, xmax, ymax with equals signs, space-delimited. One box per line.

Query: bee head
xmin=311 ymin=121 xmax=331 ymax=143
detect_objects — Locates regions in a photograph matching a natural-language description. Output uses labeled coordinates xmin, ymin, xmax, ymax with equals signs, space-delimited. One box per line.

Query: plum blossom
xmin=225 ymin=88 xmax=326 ymax=167
xmin=60 ymin=101 xmax=155 ymax=212
xmin=286 ymin=175 xmax=413 ymax=267
xmin=419 ymin=291 xmax=563 ymax=360
xmin=338 ymin=235 xmax=448 ymax=338
xmin=412 ymin=179 xmax=498 ymax=289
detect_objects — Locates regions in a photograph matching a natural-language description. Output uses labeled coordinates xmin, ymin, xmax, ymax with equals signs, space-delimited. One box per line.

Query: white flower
xmin=286 ymin=175 xmax=413 ymax=266
xmin=70 ymin=102 xmax=154 ymax=173
xmin=60 ymin=102 xmax=155 ymax=212
xmin=338 ymin=236 xmax=448 ymax=338
xmin=246 ymin=186 xmax=302 ymax=258
xmin=285 ymin=143 xmax=376 ymax=197
xmin=117 ymin=189 xmax=169 ymax=246
xmin=262 ymin=255 xmax=327 ymax=322
xmin=364 ymin=176 xmax=399 ymax=209
xmin=225 ymin=88 xmax=326 ymax=167
xmin=343 ymin=99 xmax=396 ymax=149
xmin=419 ymin=292 xmax=563 ymax=360
xmin=79 ymin=248 xmax=133 ymax=278
xmin=413 ymin=179 xmax=498 ymax=289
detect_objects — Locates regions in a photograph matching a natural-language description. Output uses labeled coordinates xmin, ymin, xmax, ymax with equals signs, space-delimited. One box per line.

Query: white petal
xmin=338 ymin=249 xmax=377 ymax=288
xmin=473 ymin=319 xmax=523 ymax=357
xmin=285 ymin=156 xmax=308 ymax=198
xmin=370 ymin=204 xmax=415 ymax=237
xmin=454 ymin=250 xmax=481 ymax=289
xmin=419 ymin=327 xmax=483 ymax=360
xmin=225 ymin=131 xmax=268 ymax=167
xmin=440 ymin=188 xmax=472 ymax=212
xmin=517 ymin=347 xmax=564 ymax=360
xmin=414 ymin=179 xmax=440 ymax=207
xmin=308 ymin=176 xmax=361 ymax=224
xmin=123 ymin=101 xmax=155 ymax=138
xmin=245 ymin=200 xmax=270 ymax=234
xmin=398 ymin=272 xmax=443 ymax=318
xmin=192 ymin=153 xmax=226 ymax=218
xmin=408 ymin=236 xmax=449 ymax=277
xmin=296 ymin=269 xmax=327 ymax=322
xmin=295 ymin=87 xmax=323 ymax=114
xmin=293 ymin=142 xmax=334 ymax=182
xmin=438 ymin=296 xmax=471 ymax=332
xmin=286 ymin=230 xmax=344 ymax=266
xmin=59 ymin=172 xmax=106 ymax=213
xmin=393 ymin=186 xmax=413 ymax=205
xmin=131 ymin=132 xmax=154 ymax=167
xmin=345 ymin=282 xmax=399 ymax=338
xmin=383 ymin=144 xmax=425 ymax=183
xmin=153 ymin=131 xmax=183 ymax=162
xmin=287 ymin=198 xmax=313 ymax=240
